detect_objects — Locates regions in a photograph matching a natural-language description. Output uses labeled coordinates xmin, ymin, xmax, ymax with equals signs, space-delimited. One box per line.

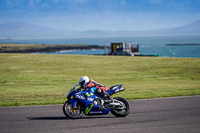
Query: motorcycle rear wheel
xmin=111 ymin=97 xmax=130 ymax=117
xmin=63 ymin=101 xmax=83 ymax=119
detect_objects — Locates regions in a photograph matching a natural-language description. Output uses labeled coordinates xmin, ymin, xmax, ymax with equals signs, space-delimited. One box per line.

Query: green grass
xmin=0 ymin=53 xmax=200 ymax=107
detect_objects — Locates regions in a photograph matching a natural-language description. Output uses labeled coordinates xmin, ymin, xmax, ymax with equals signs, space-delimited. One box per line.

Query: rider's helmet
xmin=79 ymin=76 xmax=89 ymax=88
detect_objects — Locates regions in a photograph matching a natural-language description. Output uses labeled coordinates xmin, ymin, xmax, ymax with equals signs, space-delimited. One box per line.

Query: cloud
xmin=67 ymin=0 xmax=88 ymax=3
xmin=52 ymin=0 xmax=59 ymax=3
xmin=148 ymin=0 xmax=163 ymax=5
xmin=1 ymin=0 xmax=200 ymax=31
xmin=120 ymin=0 xmax=126 ymax=6
xmin=6 ymin=0 xmax=13 ymax=5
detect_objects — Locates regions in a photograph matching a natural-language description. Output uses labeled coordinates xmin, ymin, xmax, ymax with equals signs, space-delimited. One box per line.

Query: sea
xmin=1 ymin=36 xmax=200 ymax=58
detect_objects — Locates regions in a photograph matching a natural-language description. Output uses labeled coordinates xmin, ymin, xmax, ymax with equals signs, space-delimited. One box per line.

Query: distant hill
xmin=0 ymin=22 xmax=77 ymax=39
xmin=0 ymin=20 xmax=200 ymax=39
xmin=85 ymin=20 xmax=200 ymax=37
xmin=131 ymin=20 xmax=200 ymax=36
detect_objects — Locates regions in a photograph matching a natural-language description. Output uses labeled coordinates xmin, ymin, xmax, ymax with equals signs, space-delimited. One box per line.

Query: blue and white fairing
xmin=67 ymin=84 xmax=110 ymax=115
xmin=66 ymin=83 xmax=125 ymax=115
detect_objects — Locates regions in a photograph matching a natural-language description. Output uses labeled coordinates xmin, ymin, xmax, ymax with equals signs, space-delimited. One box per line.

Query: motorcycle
xmin=63 ymin=83 xmax=130 ymax=119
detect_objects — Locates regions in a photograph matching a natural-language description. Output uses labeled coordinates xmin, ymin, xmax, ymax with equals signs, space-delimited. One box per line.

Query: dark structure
xmin=107 ymin=42 xmax=139 ymax=56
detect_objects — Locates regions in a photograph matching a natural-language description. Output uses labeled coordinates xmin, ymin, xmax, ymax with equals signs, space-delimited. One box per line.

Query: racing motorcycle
xmin=63 ymin=83 xmax=130 ymax=119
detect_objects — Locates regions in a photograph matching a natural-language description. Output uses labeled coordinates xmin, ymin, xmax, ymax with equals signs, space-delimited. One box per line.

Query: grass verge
xmin=0 ymin=53 xmax=200 ymax=107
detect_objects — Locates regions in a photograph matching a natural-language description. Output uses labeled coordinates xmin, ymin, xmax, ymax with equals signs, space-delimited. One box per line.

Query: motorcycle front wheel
xmin=111 ymin=97 xmax=130 ymax=117
xmin=63 ymin=101 xmax=83 ymax=119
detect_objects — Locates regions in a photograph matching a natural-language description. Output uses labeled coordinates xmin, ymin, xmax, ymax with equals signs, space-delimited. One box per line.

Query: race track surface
xmin=0 ymin=96 xmax=200 ymax=133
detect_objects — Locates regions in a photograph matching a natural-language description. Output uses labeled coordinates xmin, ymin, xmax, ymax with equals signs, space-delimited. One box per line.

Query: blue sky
xmin=0 ymin=0 xmax=200 ymax=31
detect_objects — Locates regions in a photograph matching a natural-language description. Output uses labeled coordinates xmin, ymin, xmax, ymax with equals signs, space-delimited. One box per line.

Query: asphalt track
xmin=0 ymin=96 xmax=200 ymax=133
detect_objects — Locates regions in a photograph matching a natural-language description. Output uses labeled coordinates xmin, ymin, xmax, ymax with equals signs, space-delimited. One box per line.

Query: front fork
xmin=68 ymin=99 xmax=93 ymax=115
xmin=68 ymin=99 xmax=77 ymax=109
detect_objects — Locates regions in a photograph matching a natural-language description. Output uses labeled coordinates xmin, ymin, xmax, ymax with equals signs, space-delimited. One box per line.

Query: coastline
xmin=166 ymin=43 xmax=200 ymax=46
xmin=0 ymin=43 xmax=104 ymax=53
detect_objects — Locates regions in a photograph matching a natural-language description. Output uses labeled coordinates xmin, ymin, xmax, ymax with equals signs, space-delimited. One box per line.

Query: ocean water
xmin=1 ymin=36 xmax=200 ymax=57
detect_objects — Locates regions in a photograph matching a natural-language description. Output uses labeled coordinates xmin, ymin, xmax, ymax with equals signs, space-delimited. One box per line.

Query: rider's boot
xmin=103 ymin=92 xmax=113 ymax=103
xmin=100 ymin=92 xmax=113 ymax=110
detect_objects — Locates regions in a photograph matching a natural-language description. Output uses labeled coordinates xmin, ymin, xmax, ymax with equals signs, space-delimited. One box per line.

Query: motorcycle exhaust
xmin=109 ymin=103 xmax=121 ymax=106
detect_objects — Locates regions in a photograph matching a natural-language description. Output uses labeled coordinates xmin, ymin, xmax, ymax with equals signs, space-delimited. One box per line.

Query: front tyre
xmin=63 ymin=101 xmax=83 ymax=119
xmin=111 ymin=97 xmax=130 ymax=117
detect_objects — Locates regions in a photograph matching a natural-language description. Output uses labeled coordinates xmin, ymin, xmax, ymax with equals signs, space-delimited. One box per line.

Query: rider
xmin=79 ymin=76 xmax=112 ymax=102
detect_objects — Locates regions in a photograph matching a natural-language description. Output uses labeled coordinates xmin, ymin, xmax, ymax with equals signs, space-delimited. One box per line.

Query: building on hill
xmin=105 ymin=42 xmax=139 ymax=56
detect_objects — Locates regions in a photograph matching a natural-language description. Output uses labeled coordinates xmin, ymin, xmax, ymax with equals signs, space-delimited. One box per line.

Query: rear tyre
xmin=63 ymin=101 xmax=83 ymax=119
xmin=111 ymin=97 xmax=130 ymax=117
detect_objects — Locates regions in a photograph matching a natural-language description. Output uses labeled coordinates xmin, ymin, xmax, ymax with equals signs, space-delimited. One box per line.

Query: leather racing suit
xmin=85 ymin=80 xmax=112 ymax=100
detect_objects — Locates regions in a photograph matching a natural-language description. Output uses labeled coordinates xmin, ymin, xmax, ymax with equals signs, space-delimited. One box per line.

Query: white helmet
xmin=79 ymin=76 xmax=89 ymax=88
